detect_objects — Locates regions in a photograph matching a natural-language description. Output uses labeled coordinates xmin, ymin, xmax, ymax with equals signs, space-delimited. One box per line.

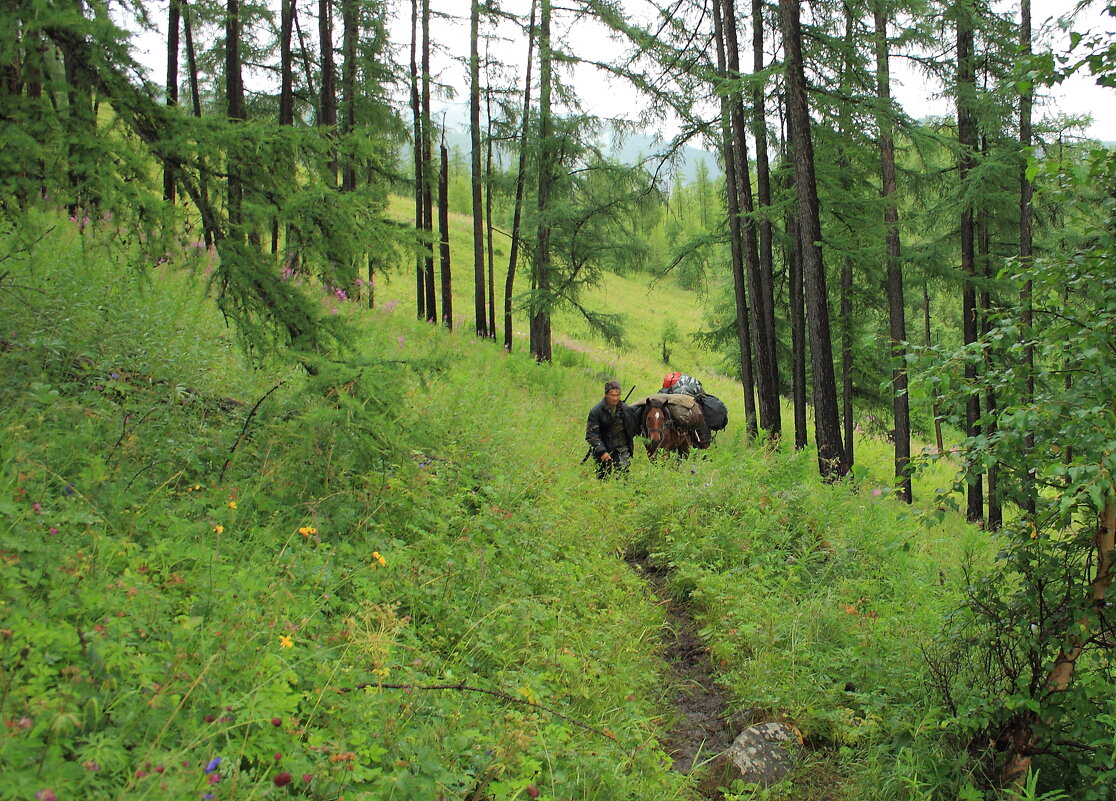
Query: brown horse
xmin=643 ymin=400 xmax=693 ymax=458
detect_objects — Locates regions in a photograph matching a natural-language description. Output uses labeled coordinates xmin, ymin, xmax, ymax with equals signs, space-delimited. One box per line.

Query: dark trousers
xmin=596 ymin=446 xmax=631 ymax=479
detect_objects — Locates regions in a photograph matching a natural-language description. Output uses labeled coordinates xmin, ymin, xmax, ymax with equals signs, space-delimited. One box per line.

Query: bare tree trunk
xmin=421 ymin=0 xmax=436 ymax=322
xmin=957 ymin=0 xmax=982 ymax=521
xmin=978 ymin=157 xmax=1000 ymax=529
xmin=874 ymin=0 xmax=911 ymax=502
xmin=787 ymin=166 xmax=807 ymax=451
xmin=164 ymin=0 xmax=180 ymax=204
xmin=530 ymin=0 xmax=553 ymax=363
xmin=503 ymin=0 xmax=537 ymax=351
xmin=275 ymin=0 xmax=297 ymax=256
xmin=439 ymin=137 xmax=453 ymax=330
xmin=469 ymin=0 xmax=487 ymax=336
xmin=409 ymin=0 xmax=424 ymax=319
xmin=923 ymin=285 xmax=944 ymax=453
xmin=1019 ymin=0 xmax=1037 ymax=518
xmin=723 ymin=0 xmax=777 ymax=438
xmin=840 ymin=255 xmax=854 ymax=467
xmin=340 ymin=0 xmax=357 ymax=193
xmin=319 ymin=0 xmax=338 ymax=185
xmin=779 ymin=0 xmax=847 ymax=479
xmin=713 ymin=0 xmax=758 ymax=438
xmin=485 ymin=73 xmax=497 ymax=339
xmin=751 ymin=0 xmax=781 ymax=436
xmin=226 ymin=0 xmax=244 ymax=229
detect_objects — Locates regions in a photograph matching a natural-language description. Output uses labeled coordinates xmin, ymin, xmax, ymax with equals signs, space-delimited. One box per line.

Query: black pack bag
xmin=698 ymin=394 xmax=728 ymax=431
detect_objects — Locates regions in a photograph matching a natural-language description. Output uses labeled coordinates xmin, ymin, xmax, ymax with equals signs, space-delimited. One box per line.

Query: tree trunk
xmin=874 ymin=0 xmax=911 ymax=502
xmin=713 ymin=0 xmax=759 ymax=438
xmin=319 ymin=0 xmax=338 ymax=185
xmin=779 ymin=0 xmax=847 ymax=479
xmin=787 ymin=167 xmax=807 ymax=451
xmin=164 ymin=0 xmax=180 ymax=204
xmin=923 ymin=285 xmax=944 ymax=453
xmin=340 ymin=0 xmax=357 ymax=193
xmin=439 ymin=137 xmax=453 ymax=330
xmin=978 ymin=164 xmax=1000 ymax=529
xmin=751 ymin=0 xmax=781 ymax=436
xmin=840 ymin=254 xmax=854 ymax=467
xmin=470 ymin=0 xmax=487 ymax=337
xmin=957 ymin=0 xmax=982 ymax=522
xmin=226 ymin=0 xmax=243 ymax=229
xmin=409 ymin=0 xmax=425 ymax=319
xmin=275 ymin=0 xmax=297 ymax=256
xmin=485 ymin=73 xmax=497 ymax=339
xmin=723 ymin=0 xmax=777 ymax=438
xmin=421 ymin=0 xmax=436 ymax=322
xmin=530 ymin=0 xmax=553 ymax=363
xmin=1019 ymin=0 xmax=1036 ymax=517
xmin=503 ymin=0 xmax=537 ymax=352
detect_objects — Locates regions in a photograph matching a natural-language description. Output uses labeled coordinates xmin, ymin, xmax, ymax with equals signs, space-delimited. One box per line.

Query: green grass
xmin=0 ymin=208 xmax=997 ymax=801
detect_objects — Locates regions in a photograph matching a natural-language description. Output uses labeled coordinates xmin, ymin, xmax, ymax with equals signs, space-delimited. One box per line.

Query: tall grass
xmin=1 ymin=211 xmax=995 ymax=800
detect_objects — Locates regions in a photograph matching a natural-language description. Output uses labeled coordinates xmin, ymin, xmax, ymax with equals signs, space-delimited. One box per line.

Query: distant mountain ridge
xmin=433 ymin=103 xmax=721 ymax=186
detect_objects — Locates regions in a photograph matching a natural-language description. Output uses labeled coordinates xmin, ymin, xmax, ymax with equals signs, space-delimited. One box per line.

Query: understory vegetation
xmin=3 ymin=213 xmax=1041 ymax=801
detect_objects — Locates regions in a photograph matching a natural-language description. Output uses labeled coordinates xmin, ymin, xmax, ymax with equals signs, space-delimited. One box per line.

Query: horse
xmin=642 ymin=398 xmax=694 ymax=459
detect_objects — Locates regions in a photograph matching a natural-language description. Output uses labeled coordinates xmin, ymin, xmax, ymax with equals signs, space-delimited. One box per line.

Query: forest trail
xmin=627 ymin=553 xmax=737 ymax=793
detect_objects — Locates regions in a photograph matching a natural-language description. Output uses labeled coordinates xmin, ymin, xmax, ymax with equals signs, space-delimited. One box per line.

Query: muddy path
xmin=627 ymin=554 xmax=737 ymax=785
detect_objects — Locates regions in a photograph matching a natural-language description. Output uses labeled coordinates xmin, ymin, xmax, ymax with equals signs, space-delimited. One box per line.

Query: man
xmin=586 ymin=380 xmax=635 ymax=478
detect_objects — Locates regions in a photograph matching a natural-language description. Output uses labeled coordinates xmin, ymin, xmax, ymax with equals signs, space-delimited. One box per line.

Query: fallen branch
xmin=220 ymin=382 xmax=284 ymax=482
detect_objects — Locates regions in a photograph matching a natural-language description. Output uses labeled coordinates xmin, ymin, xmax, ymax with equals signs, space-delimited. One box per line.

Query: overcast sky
xmin=127 ymin=0 xmax=1114 ymax=142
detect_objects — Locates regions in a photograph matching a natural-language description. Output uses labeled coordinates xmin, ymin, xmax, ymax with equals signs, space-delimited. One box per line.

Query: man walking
xmin=586 ymin=380 xmax=635 ymax=478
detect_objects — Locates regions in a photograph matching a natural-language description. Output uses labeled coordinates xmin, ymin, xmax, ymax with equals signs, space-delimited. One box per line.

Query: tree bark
xmin=874 ymin=0 xmax=911 ymax=502
xmin=164 ymin=0 xmax=180 ymax=204
xmin=723 ymin=0 xmax=777 ymax=438
xmin=439 ymin=137 xmax=453 ymax=330
xmin=923 ymin=285 xmax=944 ymax=453
xmin=530 ymin=0 xmax=553 ymax=363
xmin=1019 ymin=0 xmax=1037 ymax=517
xmin=319 ymin=0 xmax=338 ymax=185
xmin=787 ymin=166 xmax=807 ymax=451
xmin=779 ymin=0 xmax=847 ymax=479
xmin=751 ymin=0 xmax=781 ymax=435
xmin=409 ymin=0 xmax=425 ymax=319
xmin=421 ymin=0 xmax=436 ymax=322
xmin=340 ymin=0 xmax=357 ymax=193
xmin=957 ymin=0 xmax=982 ymax=521
xmin=713 ymin=0 xmax=758 ymax=438
xmin=225 ymin=0 xmax=243 ymax=229
xmin=485 ymin=72 xmax=497 ymax=339
xmin=503 ymin=0 xmax=537 ymax=352
xmin=470 ymin=0 xmax=487 ymax=337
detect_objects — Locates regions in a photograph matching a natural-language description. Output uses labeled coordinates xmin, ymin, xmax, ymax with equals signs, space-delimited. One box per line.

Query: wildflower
xmin=32 ymin=503 xmax=41 ymax=513
xmin=271 ymin=717 xmax=282 ymax=727
xmin=228 ymin=501 xmax=237 ymax=509
xmin=298 ymin=526 xmax=317 ymax=537
xmin=83 ymin=761 xmax=101 ymax=771
xmin=302 ymin=774 xmax=313 ymax=783
xmin=204 ymin=756 xmax=222 ymax=773
xmin=845 ymin=605 xmax=857 ymax=615
xmin=213 ymin=525 xmax=224 ymax=535
xmin=397 ymin=336 xmax=406 ymax=346
xmin=49 ymin=527 xmax=58 ymax=536
xmin=335 ymin=288 xmax=347 ymax=300
xmin=206 ymin=772 xmax=220 ymax=785
xmin=872 ymin=489 xmax=882 ymax=497
xmin=110 ymin=372 xmax=120 ymax=380
xmin=64 ymin=484 xmax=75 ymax=496
xmin=274 ymin=772 xmax=292 ymax=787
xmin=372 ymin=552 xmax=387 ymax=567
xmin=279 ymin=635 xmax=293 ymax=648
xmin=35 ymin=791 xmax=56 ymax=801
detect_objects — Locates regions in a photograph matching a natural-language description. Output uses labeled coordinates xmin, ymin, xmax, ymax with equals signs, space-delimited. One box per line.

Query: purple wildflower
xmin=204 ymin=756 xmax=222 ymax=774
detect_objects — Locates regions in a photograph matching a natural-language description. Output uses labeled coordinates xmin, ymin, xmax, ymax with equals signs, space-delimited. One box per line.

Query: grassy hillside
xmin=1 ymin=211 xmax=992 ymax=801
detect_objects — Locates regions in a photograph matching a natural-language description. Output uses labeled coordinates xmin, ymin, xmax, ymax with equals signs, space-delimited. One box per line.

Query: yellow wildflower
xmin=213 ymin=524 xmax=224 ymax=535
xmin=372 ymin=551 xmax=387 ymax=567
xmin=279 ymin=635 xmax=293 ymax=648
xmin=298 ymin=526 xmax=318 ymax=537
xmin=228 ymin=501 xmax=237 ymax=509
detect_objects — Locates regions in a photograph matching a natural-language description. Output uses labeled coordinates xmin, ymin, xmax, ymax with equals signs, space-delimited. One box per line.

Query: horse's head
xmin=644 ymin=403 xmax=667 ymax=456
